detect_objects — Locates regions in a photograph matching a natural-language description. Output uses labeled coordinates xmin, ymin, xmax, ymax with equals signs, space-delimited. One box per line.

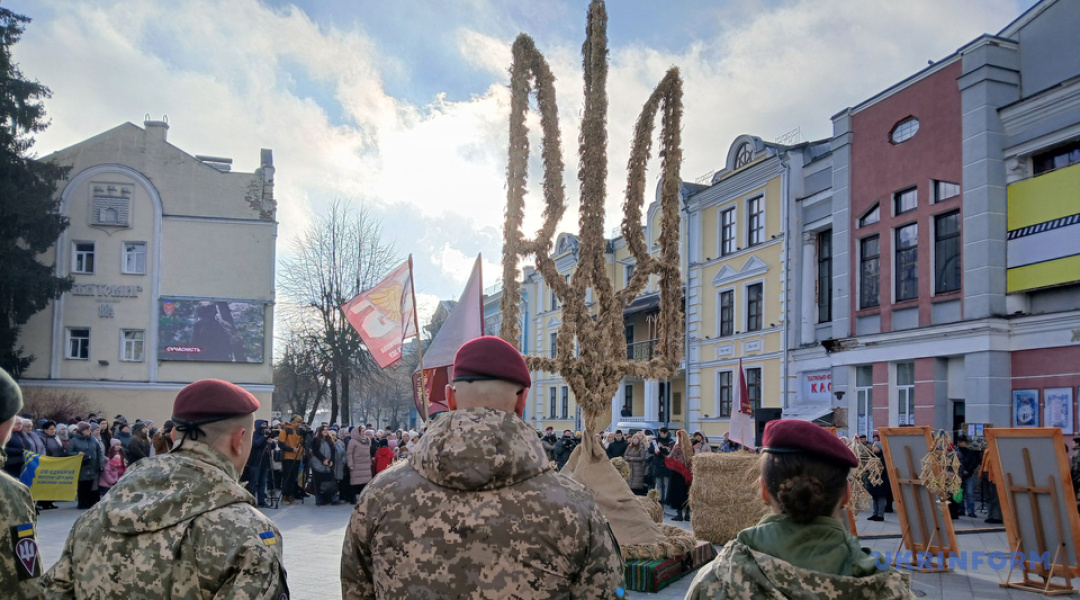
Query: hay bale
xmin=611 ymin=457 xmax=631 ymax=483
xmin=689 ymin=452 xmax=768 ymax=545
xmin=637 ymin=492 xmax=663 ymax=523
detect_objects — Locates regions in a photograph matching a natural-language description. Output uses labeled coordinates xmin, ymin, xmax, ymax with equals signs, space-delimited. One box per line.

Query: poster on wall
xmin=1044 ymin=387 xmax=1074 ymax=434
xmin=1012 ymin=389 xmax=1039 ymax=428
xmin=800 ymin=370 xmax=833 ymax=403
xmin=158 ymin=299 xmax=266 ymax=363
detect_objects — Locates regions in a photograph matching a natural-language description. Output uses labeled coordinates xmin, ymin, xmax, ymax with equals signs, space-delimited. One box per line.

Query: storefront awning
xmin=782 ymin=401 xmax=834 ymax=426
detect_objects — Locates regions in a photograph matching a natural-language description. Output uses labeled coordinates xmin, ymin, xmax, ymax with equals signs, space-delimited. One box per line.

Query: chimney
xmin=260 ymin=148 xmax=274 ymax=181
xmin=144 ymin=114 xmax=169 ymax=141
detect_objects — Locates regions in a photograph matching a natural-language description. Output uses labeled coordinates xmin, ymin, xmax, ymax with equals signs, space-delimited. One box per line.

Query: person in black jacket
xmin=650 ymin=427 xmax=675 ymax=503
xmin=244 ymin=419 xmax=271 ymax=507
xmin=605 ymin=430 xmax=629 ymax=459
xmin=553 ymin=430 xmax=578 ymax=470
xmin=866 ymin=443 xmax=891 ymax=521
xmin=955 ymin=435 xmax=981 ymax=518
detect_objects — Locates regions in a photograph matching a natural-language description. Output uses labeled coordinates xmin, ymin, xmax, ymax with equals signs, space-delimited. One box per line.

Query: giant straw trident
xmin=500 ymin=0 xmax=684 ymax=434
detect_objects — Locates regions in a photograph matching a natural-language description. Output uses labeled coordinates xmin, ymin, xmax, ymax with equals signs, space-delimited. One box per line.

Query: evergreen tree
xmin=0 ymin=7 xmax=71 ymax=376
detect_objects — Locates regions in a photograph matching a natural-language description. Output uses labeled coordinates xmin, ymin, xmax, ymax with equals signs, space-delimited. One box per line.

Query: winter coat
xmin=3 ymin=431 xmax=28 ymax=478
xmin=650 ymin=434 xmax=675 ymax=478
xmin=41 ymin=442 xmax=289 ymax=598
xmin=310 ymin=438 xmax=335 ymax=476
xmin=128 ymin=435 xmax=152 ymax=465
xmin=867 ymin=449 xmax=891 ymax=499
xmin=374 ymin=447 xmax=394 ymax=475
xmin=347 ymin=428 xmax=373 ymax=486
xmin=115 ymin=431 xmax=132 ymax=451
xmin=605 ymin=438 xmax=629 ymax=459
xmin=540 ymin=434 xmax=558 ymax=461
xmin=278 ymin=423 xmax=307 ymax=461
xmin=246 ymin=420 xmax=269 ymax=475
xmin=685 ymin=514 xmax=914 ymax=600
xmin=99 ymin=452 xmax=126 ymax=489
xmin=334 ymin=440 xmax=347 ymax=482
xmin=553 ymin=436 xmax=578 ymax=470
xmin=623 ymin=442 xmax=650 ymax=490
xmin=67 ymin=432 xmax=105 ymax=481
xmin=340 ymin=407 xmax=623 ymax=598
xmin=42 ymin=433 xmax=65 ymax=458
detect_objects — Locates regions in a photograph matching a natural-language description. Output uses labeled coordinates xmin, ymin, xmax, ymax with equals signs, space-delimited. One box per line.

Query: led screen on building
xmin=158 ymin=299 xmax=266 ymax=363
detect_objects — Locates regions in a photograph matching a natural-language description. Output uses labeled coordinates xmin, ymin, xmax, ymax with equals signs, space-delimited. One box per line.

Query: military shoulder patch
xmin=259 ymin=530 xmax=278 ymax=546
xmin=10 ymin=524 xmax=41 ymax=580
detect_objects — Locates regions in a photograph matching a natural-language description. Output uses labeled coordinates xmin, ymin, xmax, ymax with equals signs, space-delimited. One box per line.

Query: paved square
xmin=35 ymin=501 xmax=1034 ymax=599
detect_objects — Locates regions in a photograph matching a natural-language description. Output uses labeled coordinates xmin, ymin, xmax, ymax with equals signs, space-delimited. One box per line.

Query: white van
xmin=610 ymin=421 xmax=667 ymax=438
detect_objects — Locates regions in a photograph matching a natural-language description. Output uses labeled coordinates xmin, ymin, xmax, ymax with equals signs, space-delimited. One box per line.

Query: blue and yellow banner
xmin=20 ymin=452 xmax=82 ymax=501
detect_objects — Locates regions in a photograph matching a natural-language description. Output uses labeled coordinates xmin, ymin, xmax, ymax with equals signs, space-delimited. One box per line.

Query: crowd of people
xmin=2 ymin=413 xmax=173 ymax=510
xmin=1 ymin=337 xmax=923 ymax=599
xmin=250 ymin=417 xmax=423 ymax=507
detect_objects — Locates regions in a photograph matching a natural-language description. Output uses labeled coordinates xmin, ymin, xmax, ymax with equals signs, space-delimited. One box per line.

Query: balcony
xmin=627 ymin=339 xmax=659 ymax=361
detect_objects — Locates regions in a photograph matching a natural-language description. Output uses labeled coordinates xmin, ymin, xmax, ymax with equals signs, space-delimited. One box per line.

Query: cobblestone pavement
xmin=36 ymin=500 xmax=1032 ymax=599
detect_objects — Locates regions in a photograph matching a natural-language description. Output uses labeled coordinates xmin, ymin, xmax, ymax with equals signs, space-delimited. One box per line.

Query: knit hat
xmin=110 ymin=438 xmax=122 ymax=447
xmin=0 ymin=369 xmax=23 ymax=423
xmin=90 ymin=422 xmax=101 ymax=431
xmin=76 ymin=421 xmax=91 ymax=433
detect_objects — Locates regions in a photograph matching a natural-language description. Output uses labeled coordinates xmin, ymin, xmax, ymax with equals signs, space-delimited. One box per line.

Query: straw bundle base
xmin=689 ymin=453 xmax=768 ymax=545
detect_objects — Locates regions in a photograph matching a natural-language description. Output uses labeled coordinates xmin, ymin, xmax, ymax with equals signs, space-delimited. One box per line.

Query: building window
xmin=859 ymin=204 xmax=880 ymax=227
xmin=719 ymin=290 xmax=734 ymax=337
xmin=121 ymin=329 xmax=144 ymax=362
xmin=895 ymin=223 xmax=918 ymax=301
xmin=1033 ymin=140 xmax=1080 ymax=175
xmin=624 ymin=384 xmax=633 ymax=415
xmin=549 ymin=388 xmax=557 ymax=419
xmin=934 ymin=181 xmax=960 ymax=203
xmin=550 ymin=286 xmax=558 ymax=311
xmin=746 ymin=367 xmax=761 ymax=411
xmin=624 ymin=263 xmax=635 ymax=286
xmin=717 ymin=371 xmax=732 ymax=418
xmin=734 ymin=142 xmax=753 ymax=168
xmin=860 ymin=236 xmax=880 ymax=309
xmin=935 ymin=211 xmax=961 ymax=294
xmin=894 ymin=188 xmax=917 ymax=215
xmin=856 ymin=365 xmax=874 ymax=436
xmin=746 ymin=283 xmax=763 ymax=332
xmin=549 ymin=332 xmax=557 ymax=358
xmin=561 ymin=386 xmax=569 ymax=419
xmin=123 ymin=242 xmax=147 ymax=275
xmin=721 ymin=207 xmax=736 ymax=255
xmin=72 ymin=242 xmax=95 ymax=274
xmin=817 ymin=230 xmax=832 ymax=323
xmin=66 ymin=328 xmax=90 ymax=360
xmin=747 ymin=196 xmax=764 ymax=247
xmin=897 ymin=362 xmax=915 ymax=426
xmin=890 ymin=117 xmax=920 ymax=144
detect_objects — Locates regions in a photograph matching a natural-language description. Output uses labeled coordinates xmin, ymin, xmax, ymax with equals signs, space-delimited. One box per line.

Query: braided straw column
xmin=500 ymin=0 xmax=684 ymax=434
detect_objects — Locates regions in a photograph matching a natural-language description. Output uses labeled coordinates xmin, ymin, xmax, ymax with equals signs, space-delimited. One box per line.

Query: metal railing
xmin=626 ymin=339 xmax=659 ymax=361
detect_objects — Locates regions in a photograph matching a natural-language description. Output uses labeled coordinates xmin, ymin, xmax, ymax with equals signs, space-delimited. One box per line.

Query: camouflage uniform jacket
xmin=341 ymin=406 xmax=624 ymax=599
xmin=41 ymin=441 xmax=289 ymax=599
xmin=0 ymin=449 xmax=45 ymax=599
xmin=685 ymin=514 xmax=914 ymax=600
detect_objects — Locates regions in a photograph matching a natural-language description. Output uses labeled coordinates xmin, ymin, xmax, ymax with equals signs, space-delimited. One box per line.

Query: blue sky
xmin=7 ymin=0 xmax=1040 ymax=322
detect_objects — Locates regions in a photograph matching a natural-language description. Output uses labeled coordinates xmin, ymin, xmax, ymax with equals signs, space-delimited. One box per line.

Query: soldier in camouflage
xmin=341 ymin=336 xmax=624 ymax=599
xmin=685 ymin=419 xmax=915 ymax=600
xmin=1 ymin=369 xmax=44 ymax=599
xmin=41 ymin=379 xmax=289 ymax=599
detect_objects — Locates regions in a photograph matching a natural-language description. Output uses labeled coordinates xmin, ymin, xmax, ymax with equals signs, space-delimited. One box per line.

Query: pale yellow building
xmin=17 ymin=118 xmax=277 ymax=424
xmin=683 ymin=135 xmax=831 ymax=444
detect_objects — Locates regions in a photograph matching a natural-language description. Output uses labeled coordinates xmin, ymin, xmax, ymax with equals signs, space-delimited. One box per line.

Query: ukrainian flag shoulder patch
xmin=16 ymin=524 xmax=34 ymax=538
xmin=260 ymin=530 xmax=278 ymax=546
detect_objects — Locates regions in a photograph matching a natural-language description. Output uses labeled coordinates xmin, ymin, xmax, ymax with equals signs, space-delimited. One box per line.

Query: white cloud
xmin=10 ymin=0 xmax=1023 ymax=308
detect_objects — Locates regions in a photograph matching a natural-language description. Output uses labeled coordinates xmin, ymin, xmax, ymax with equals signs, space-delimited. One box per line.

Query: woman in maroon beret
xmin=685 ymin=419 xmax=914 ymax=599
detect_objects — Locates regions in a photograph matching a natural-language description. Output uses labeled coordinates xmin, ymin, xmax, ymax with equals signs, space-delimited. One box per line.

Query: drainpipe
xmin=780 ymin=154 xmax=791 ymax=413
xmin=681 ymin=188 xmax=693 ymax=432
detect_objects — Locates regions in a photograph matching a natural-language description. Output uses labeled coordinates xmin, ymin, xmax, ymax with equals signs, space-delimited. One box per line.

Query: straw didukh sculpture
xmin=499 ymin=0 xmax=686 ymax=559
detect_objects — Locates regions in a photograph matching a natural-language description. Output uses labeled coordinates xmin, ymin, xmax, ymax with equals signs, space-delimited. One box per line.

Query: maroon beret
xmin=762 ymin=419 xmax=857 ymax=468
xmin=173 ymin=379 xmax=260 ymax=422
xmin=452 ymin=336 xmax=531 ymax=388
